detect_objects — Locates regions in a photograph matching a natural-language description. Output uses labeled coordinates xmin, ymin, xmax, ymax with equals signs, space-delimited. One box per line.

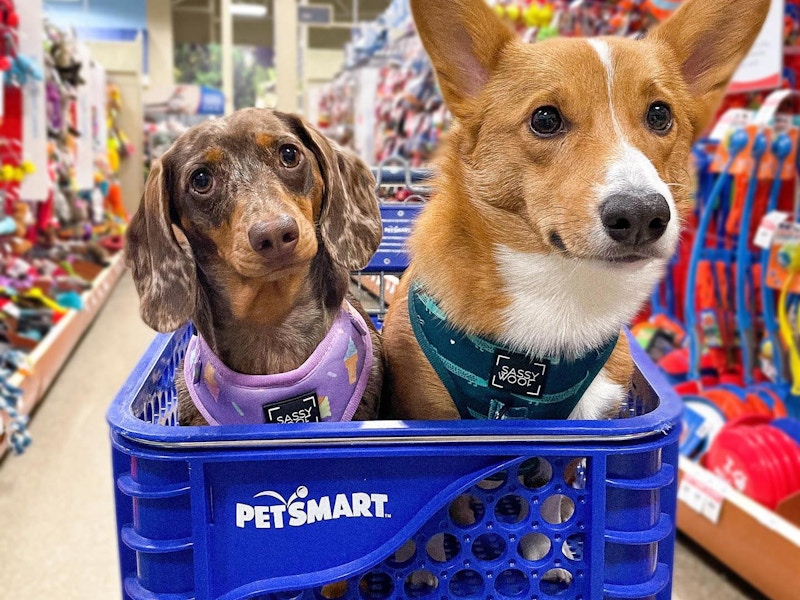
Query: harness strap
xmin=408 ymin=283 xmax=617 ymax=420
xmin=185 ymin=302 xmax=372 ymax=425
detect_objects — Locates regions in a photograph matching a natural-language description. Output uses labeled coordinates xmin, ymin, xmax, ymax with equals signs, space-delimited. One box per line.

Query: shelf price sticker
xmin=754 ymin=211 xmax=790 ymax=249
xmin=678 ymin=469 xmax=728 ymax=524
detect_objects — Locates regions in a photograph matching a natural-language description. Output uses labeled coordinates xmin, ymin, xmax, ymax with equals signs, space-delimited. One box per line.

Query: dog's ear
xmin=650 ymin=0 xmax=770 ymax=137
xmin=125 ymin=159 xmax=197 ymax=332
xmin=289 ymin=116 xmax=382 ymax=271
xmin=410 ymin=0 xmax=515 ymax=120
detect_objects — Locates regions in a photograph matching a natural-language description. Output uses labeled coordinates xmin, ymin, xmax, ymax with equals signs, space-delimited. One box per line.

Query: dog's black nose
xmin=248 ymin=217 xmax=300 ymax=257
xmin=600 ymin=193 xmax=670 ymax=246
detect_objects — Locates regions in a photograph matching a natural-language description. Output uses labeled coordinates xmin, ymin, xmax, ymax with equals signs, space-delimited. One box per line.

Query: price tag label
xmin=678 ymin=470 xmax=726 ymax=524
xmin=754 ymin=211 xmax=790 ymax=249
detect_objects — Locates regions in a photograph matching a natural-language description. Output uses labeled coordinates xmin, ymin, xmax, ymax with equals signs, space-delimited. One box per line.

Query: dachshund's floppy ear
xmin=290 ymin=116 xmax=382 ymax=271
xmin=125 ymin=159 xmax=197 ymax=332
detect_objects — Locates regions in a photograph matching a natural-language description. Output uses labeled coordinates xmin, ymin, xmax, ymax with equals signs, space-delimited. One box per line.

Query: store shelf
xmin=0 ymin=253 xmax=126 ymax=459
xmin=677 ymin=457 xmax=800 ymax=600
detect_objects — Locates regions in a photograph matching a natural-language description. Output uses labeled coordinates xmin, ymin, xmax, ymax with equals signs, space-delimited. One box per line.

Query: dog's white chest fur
xmin=493 ymin=246 xmax=665 ymax=419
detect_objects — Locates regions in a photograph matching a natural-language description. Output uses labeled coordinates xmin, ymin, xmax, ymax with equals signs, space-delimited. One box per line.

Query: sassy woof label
xmin=236 ymin=486 xmax=391 ymax=529
xmin=490 ymin=351 xmax=548 ymax=397
xmin=262 ymin=393 xmax=321 ymax=424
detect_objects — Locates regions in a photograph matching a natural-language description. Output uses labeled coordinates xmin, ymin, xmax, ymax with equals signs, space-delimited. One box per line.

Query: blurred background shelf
xmin=0 ymin=254 xmax=126 ymax=459
xmin=677 ymin=458 xmax=800 ymax=600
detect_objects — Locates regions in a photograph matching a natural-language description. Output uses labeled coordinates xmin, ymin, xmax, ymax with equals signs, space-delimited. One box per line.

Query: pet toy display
xmin=318 ymin=0 xmax=769 ymax=166
xmin=628 ymin=91 xmax=800 ymax=517
xmin=0 ymin=12 xmax=131 ymax=456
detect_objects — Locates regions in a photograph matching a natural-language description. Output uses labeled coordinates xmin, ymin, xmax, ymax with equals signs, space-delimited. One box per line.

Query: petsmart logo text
xmin=236 ymin=485 xmax=391 ymax=529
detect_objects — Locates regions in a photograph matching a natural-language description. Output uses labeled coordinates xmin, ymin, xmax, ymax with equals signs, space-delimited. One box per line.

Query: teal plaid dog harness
xmin=408 ymin=283 xmax=617 ymax=420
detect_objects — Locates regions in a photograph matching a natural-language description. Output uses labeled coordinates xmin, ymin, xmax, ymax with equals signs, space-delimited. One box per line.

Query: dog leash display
xmin=684 ymin=129 xmax=750 ymax=382
xmin=760 ymin=134 xmax=794 ymax=384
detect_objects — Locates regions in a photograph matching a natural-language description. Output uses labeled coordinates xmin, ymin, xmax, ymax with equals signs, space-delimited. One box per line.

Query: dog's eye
xmin=646 ymin=102 xmax=673 ymax=134
xmin=279 ymin=144 xmax=301 ymax=168
xmin=530 ymin=106 xmax=564 ymax=137
xmin=190 ymin=168 xmax=213 ymax=194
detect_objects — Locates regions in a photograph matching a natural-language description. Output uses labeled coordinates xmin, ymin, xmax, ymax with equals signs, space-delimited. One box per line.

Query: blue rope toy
xmin=0 ymin=350 xmax=31 ymax=455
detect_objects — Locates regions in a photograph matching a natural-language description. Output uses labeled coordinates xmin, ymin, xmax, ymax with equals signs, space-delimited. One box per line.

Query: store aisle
xmin=0 ymin=272 xmax=154 ymax=598
xmin=0 ymin=271 xmax=762 ymax=599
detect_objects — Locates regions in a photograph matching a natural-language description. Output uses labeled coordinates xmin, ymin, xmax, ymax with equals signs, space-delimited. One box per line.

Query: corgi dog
xmin=382 ymin=0 xmax=770 ymax=421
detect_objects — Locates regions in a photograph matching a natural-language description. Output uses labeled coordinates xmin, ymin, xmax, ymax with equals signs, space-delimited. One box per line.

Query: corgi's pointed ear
xmin=650 ymin=0 xmax=770 ymax=136
xmin=410 ymin=0 xmax=515 ymax=120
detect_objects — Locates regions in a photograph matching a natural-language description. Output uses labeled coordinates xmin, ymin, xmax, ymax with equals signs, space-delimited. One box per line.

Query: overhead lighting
xmin=231 ymin=3 xmax=268 ymax=18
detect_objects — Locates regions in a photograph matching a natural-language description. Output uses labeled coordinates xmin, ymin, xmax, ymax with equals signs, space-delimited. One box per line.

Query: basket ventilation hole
xmin=476 ymin=470 xmax=507 ymax=490
xmin=472 ymin=532 xmax=506 ymax=562
xmin=518 ymin=533 xmax=551 ymax=562
xmin=495 ymin=568 xmax=530 ymax=597
xmin=359 ymin=572 xmax=394 ymax=600
xmin=540 ymin=569 xmax=573 ymax=595
xmin=449 ymin=569 xmax=485 ymax=598
xmin=404 ymin=570 xmax=438 ymax=598
xmin=541 ymin=494 xmax=575 ymax=525
xmin=518 ymin=458 xmax=553 ymax=489
xmin=386 ymin=539 xmax=416 ymax=568
xmin=318 ymin=581 xmax=349 ymax=599
xmin=495 ymin=494 xmax=529 ymax=524
xmin=562 ymin=534 xmax=584 ymax=562
xmin=426 ymin=533 xmax=461 ymax=563
xmin=449 ymin=494 xmax=485 ymax=527
xmin=564 ymin=458 xmax=588 ymax=490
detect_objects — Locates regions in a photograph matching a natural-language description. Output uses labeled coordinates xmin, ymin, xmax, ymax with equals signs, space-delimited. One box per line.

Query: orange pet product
xmin=702 ymin=388 xmax=749 ymax=421
xmin=105 ymin=182 xmax=129 ymax=222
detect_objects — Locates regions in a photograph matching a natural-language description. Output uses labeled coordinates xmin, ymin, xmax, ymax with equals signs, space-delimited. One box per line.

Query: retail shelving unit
xmin=677 ymin=458 xmax=800 ymax=599
xmin=0 ymin=254 xmax=126 ymax=459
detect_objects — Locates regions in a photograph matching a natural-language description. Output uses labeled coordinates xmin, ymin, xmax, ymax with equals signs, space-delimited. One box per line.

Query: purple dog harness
xmin=184 ymin=302 xmax=373 ymax=425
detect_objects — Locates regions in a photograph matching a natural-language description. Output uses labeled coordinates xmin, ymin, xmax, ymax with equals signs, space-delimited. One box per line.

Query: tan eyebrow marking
xmin=255 ymin=133 xmax=274 ymax=149
xmin=205 ymin=147 xmax=225 ymax=163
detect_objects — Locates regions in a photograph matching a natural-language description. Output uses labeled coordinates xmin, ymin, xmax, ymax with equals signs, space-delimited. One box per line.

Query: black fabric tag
xmin=489 ymin=351 xmax=549 ymax=398
xmin=263 ymin=393 xmax=321 ymax=424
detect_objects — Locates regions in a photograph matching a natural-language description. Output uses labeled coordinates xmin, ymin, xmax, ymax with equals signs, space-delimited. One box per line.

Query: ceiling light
xmin=231 ymin=3 xmax=268 ymax=18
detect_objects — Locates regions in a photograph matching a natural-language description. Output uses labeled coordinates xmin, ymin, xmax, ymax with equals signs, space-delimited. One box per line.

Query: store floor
xmin=0 ymin=272 xmax=766 ymax=599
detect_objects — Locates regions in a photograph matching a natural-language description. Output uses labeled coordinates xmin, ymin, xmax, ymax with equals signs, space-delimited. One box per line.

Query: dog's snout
xmin=600 ymin=193 xmax=670 ymax=246
xmin=248 ymin=217 xmax=300 ymax=257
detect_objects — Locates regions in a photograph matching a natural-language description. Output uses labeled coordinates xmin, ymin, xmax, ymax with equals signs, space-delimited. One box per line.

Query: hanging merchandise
xmin=0 ymin=12 xmax=133 ymax=457
xmin=637 ymin=92 xmax=800 ymax=517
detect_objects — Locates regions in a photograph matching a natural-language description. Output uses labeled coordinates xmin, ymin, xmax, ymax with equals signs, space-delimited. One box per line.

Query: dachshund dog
xmin=126 ymin=108 xmax=384 ymax=426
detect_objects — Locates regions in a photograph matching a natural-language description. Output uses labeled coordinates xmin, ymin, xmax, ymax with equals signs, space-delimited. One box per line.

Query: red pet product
xmin=705 ymin=416 xmax=800 ymax=509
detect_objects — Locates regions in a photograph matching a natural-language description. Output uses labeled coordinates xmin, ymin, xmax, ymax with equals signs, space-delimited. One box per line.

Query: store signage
xmin=298 ymin=5 xmax=332 ymax=25
xmin=19 ymin=0 xmax=50 ymax=201
xmin=729 ymin=0 xmax=785 ymax=93
xmin=197 ymin=87 xmax=226 ymax=115
xmin=90 ymin=62 xmax=108 ymax=156
xmin=75 ymin=42 xmax=95 ymax=191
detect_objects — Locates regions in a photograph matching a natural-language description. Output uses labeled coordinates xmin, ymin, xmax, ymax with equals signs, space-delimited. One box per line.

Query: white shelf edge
xmin=679 ymin=456 xmax=800 ymax=548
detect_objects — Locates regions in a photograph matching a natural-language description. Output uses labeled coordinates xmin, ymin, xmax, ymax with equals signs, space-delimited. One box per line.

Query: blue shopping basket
xmin=108 ymin=162 xmax=681 ymax=600
xmin=351 ymin=162 xmax=431 ymax=328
